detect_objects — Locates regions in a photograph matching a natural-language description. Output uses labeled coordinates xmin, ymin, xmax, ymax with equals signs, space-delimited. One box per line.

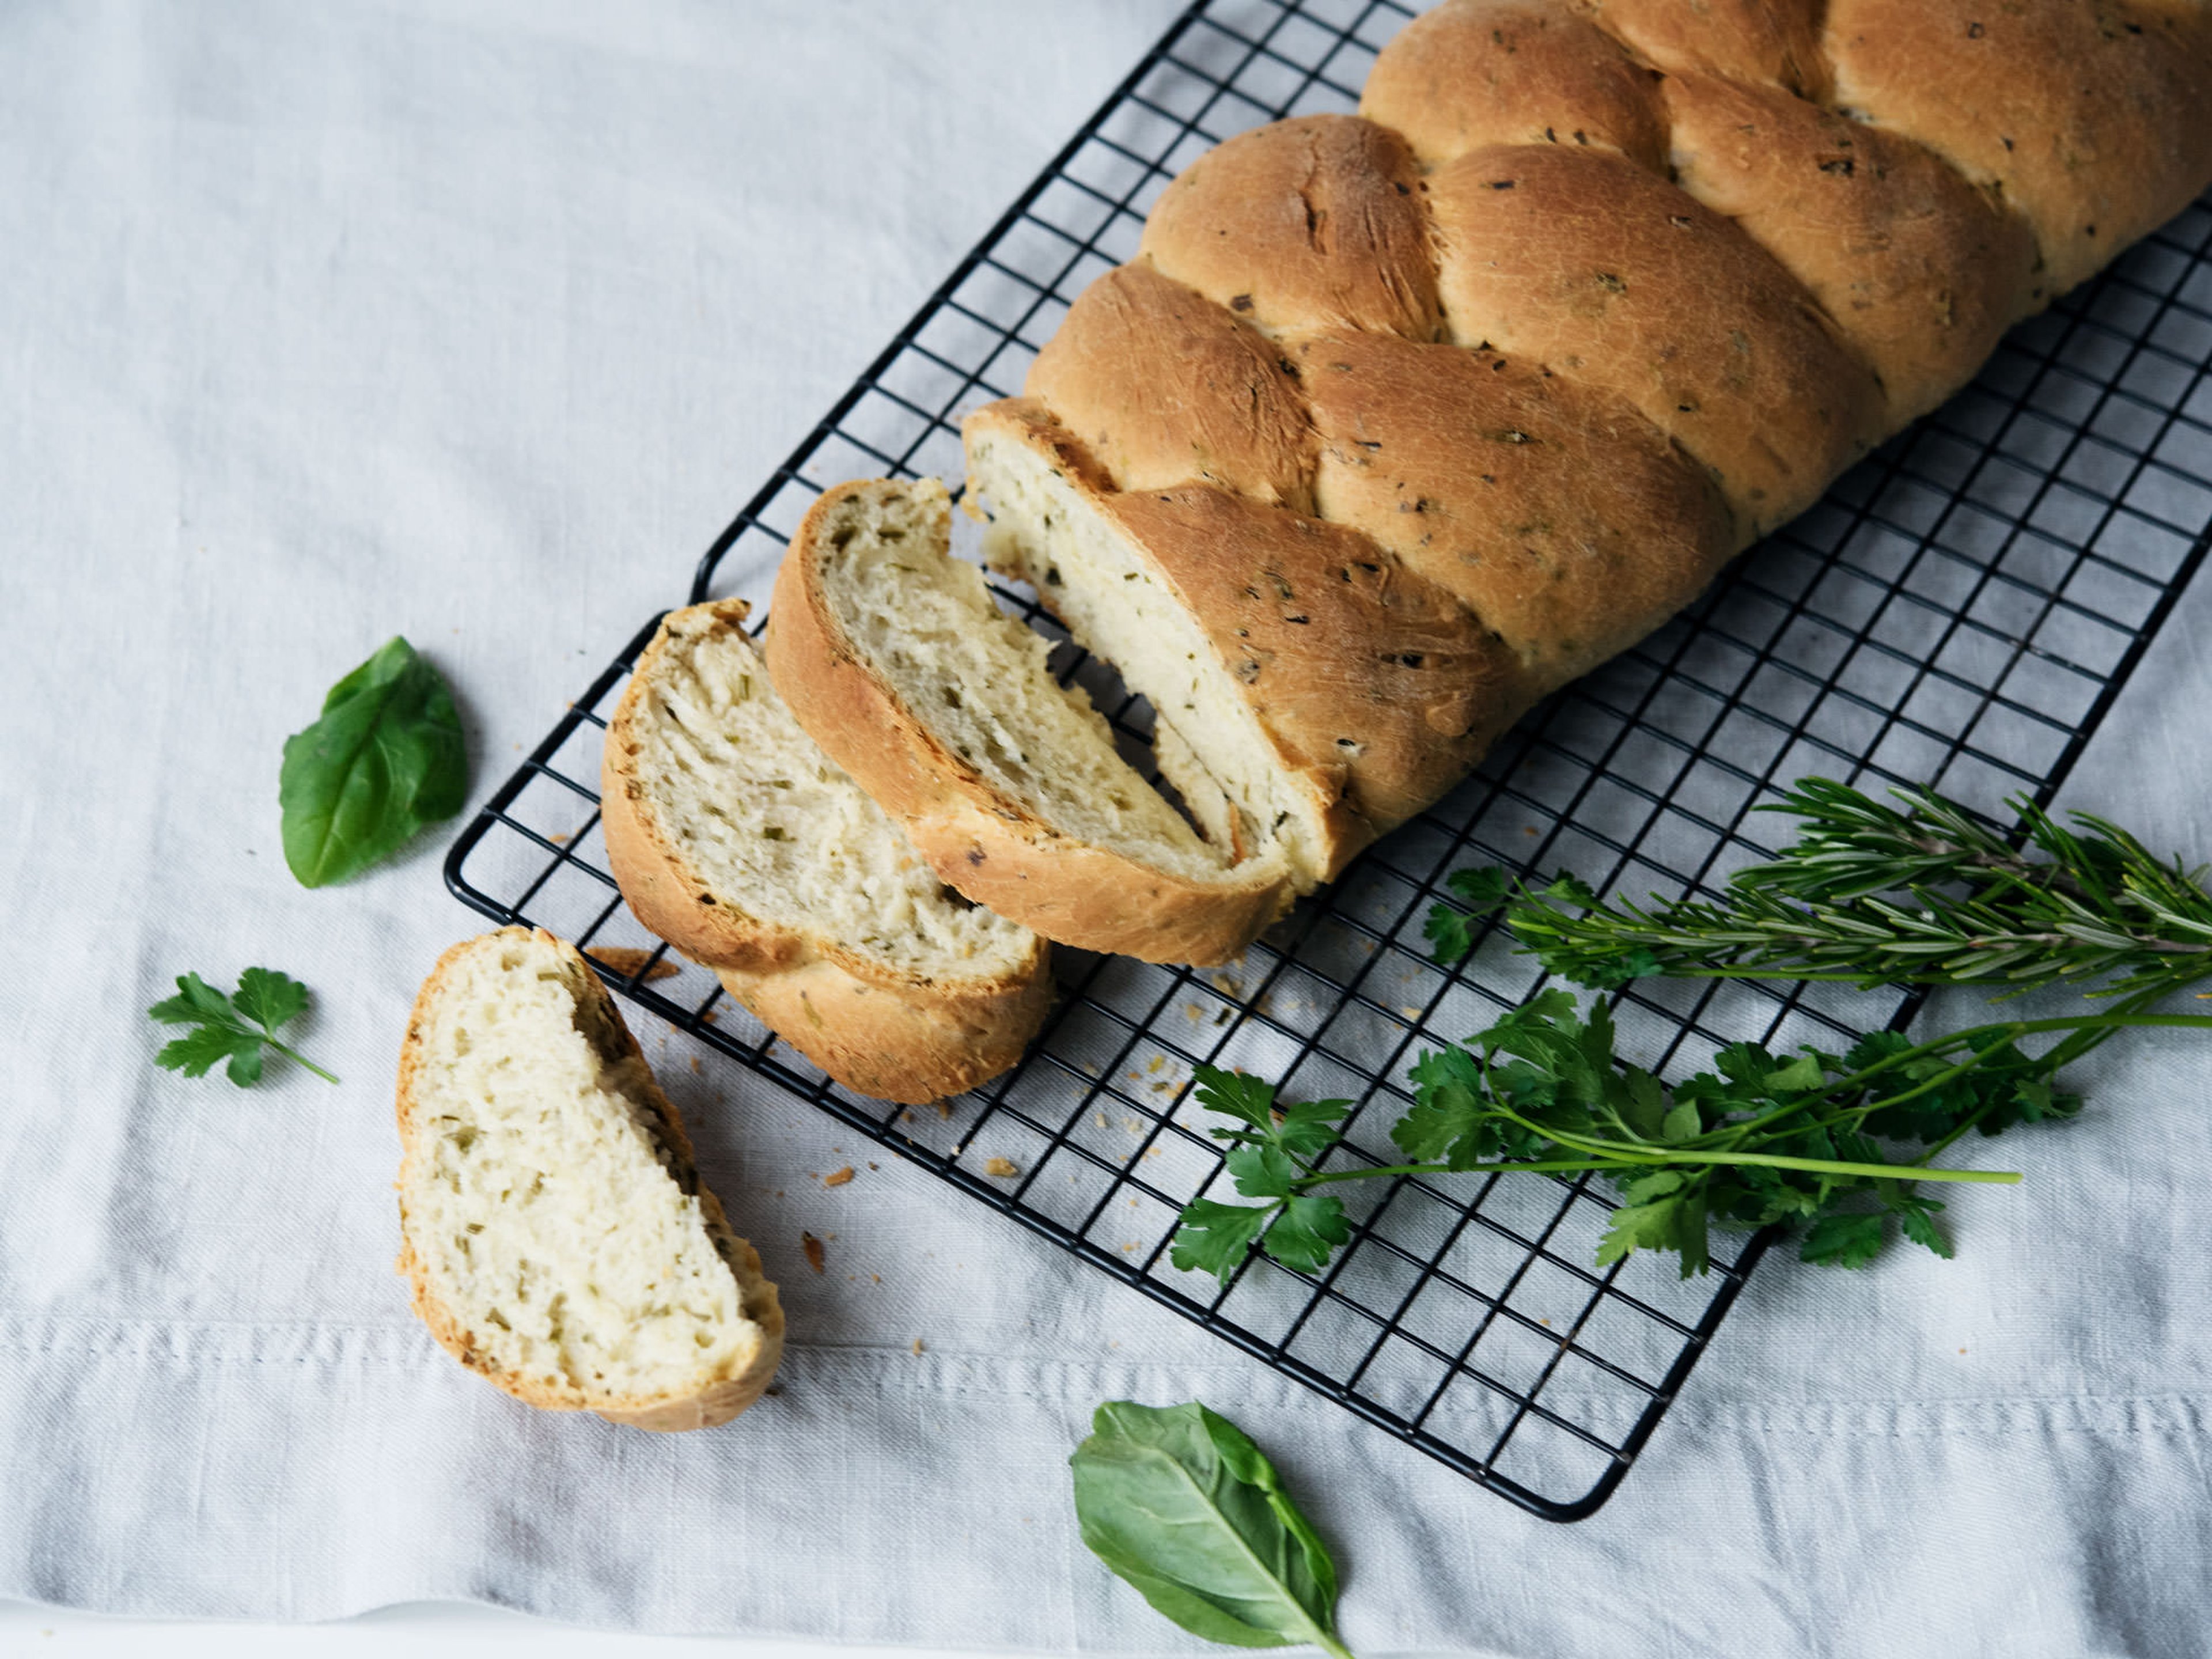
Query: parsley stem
xmin=1645 ymin=1149 xmax=2017 ymax=1183
xmin=267 ymin=1039 xmax=340 ymax=1085
xmin=1296 ymin=1149 xmax=2015 ymax=1189
xmin=1301 ymin=1158 xmax=1631 ymax=1185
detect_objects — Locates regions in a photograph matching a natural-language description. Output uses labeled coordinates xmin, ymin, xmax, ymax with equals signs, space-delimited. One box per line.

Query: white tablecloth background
xmin=5 ymin=5 xmax=2210 ymax=1654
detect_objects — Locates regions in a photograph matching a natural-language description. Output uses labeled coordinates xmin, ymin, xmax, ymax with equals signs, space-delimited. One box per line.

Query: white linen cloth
xmin=4 ymin=4 xmax=2210 ymax=1654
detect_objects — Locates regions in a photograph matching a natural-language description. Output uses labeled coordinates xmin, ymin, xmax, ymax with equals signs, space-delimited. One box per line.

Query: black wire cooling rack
xmin=445 ymin=0 xmax=2212 ymax=1520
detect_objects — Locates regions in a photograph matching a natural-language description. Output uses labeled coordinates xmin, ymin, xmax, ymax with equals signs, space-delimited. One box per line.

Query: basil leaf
xmin=280 ymin=637 xmax=467 ymax=887
xmin=1070 ymin=1401 xmax=1354 ymax=1658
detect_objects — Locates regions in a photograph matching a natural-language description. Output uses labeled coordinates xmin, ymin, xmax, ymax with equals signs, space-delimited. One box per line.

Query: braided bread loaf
xmin=803 ymin=0 xmax=2212 ymax=967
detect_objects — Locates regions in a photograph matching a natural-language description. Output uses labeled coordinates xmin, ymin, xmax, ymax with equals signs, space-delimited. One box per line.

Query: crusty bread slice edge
xmin=395 ymin=927 xmax=785 ymax=1431
xmin=600 ymin=599 xmax=1052 ymax=1102
xmin=961 ymin=398 xmax=1377 ymax=887
xmin=712 ymin=955 xmax=1051 ymax=1106
xmin=766 ymin=479 xmax=1295 ymax=967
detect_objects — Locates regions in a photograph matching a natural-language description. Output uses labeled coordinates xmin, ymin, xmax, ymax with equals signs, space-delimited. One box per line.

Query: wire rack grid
xmin=445 ymin=0 xmax=2212 ymax=1521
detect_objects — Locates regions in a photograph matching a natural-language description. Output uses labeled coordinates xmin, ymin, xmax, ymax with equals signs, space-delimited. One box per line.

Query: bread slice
xmin=766 ymin=477 xmax=1293 ymax=966
xmin=963 ymin=400 xmax=1526 ymax=891
xmin=600 ymin=599 xmax=1050 ymax=1104
xmin=396 ymin=928 xmax=783 ymax=1431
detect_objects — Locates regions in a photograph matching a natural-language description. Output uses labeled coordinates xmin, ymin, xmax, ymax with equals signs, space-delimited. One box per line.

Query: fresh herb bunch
xmin=1171 ymin=990 xmax=2212 ymax=1280
xmin=149 ymin=968 xmax=337 ymax=1087
xmin=1428 ymin=777 xmax=2212 ymax=997
xmin=281 ymin=635 xmax=468 ymax=888
xmin=1071 ymin=1400 xmax=1354 ymax=1659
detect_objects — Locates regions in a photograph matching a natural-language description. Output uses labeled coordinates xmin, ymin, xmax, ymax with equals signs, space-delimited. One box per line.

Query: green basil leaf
xmin=1071 ymin=1402 xmax=1354 ymax=1658
xmin=280 ymin=636 xmax=467 ymax=887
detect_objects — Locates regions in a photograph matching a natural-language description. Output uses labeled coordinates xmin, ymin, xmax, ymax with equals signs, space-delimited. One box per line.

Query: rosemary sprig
xmin=1427 ymin=778 xmax=2212 ymax=998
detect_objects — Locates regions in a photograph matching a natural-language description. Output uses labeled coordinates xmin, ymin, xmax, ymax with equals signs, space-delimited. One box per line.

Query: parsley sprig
xmin=1429 ymin=778 xmax=2212 ymax=997
xmin=1172 ymin=993 xmax=2212 ymax=1281
xmin=149 ymin=968 xmax=338 ymax=1087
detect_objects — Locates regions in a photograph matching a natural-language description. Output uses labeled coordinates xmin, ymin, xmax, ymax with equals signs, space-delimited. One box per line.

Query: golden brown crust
xmin=1661 ymin=70 xmax=2039 ymax=425
xmin=600 ymin=600 xmax=1051 ymax=1100
xmin=394 ymin=928 xmax=786 ymax=1430
xmin=765 ymin=480 xmax=1295 ymax=966
xmin=1427 ymin=142 xmax=1888 ymax=541
xmin=1025 ymin=261 xmax=1316 ymax=510
xmin=1581 ymin=0 xmax=1829 ymax=97
xmin=1824 ymin=0 xmax=2212 ymax=300
xmin=715 ymin=955 xmax=1053 ymax=1105
xmin=1098 ymin=482 xmax=1529 ymax=847
xmin=1361 ymin=0 xmax=1669 ymax=169
xmin=1141 ymin=115 xmax=1441 ymax=342
xmin=1295 ymin=329 xmax=1733 ymax=690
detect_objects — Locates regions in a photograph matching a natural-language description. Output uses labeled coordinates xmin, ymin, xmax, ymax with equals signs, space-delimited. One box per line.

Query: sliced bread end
xmin=766 ymin=477 xmax=1294 ymax=967
xmin=396 ymin=928 xmax=783 ymax=1430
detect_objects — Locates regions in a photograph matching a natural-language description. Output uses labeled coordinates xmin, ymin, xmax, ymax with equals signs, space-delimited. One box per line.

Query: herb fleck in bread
xmin=600 ymin=599 xmax=1050 ymax=1103
xmin=766 ymin=477 xmax=1294 ymax=967
xmin=396 ymin=928 xmax=783 ymax=1430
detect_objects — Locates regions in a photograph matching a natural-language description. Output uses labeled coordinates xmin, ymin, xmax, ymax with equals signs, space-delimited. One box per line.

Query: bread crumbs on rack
xmin=984 ymin=1156 xmax=1019 ymax=1177
xmin=801 ymin=1232 xmax=826 ymax=1274
xmin=823 ymin=1166 xmax=855 ymax=1187
xmin=911 ymin=1338 xmax=925 ymax=1357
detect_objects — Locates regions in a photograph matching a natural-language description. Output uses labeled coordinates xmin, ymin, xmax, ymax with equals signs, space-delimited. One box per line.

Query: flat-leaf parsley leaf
xmin=150 ymin=968 xmax=337 ymax=1086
